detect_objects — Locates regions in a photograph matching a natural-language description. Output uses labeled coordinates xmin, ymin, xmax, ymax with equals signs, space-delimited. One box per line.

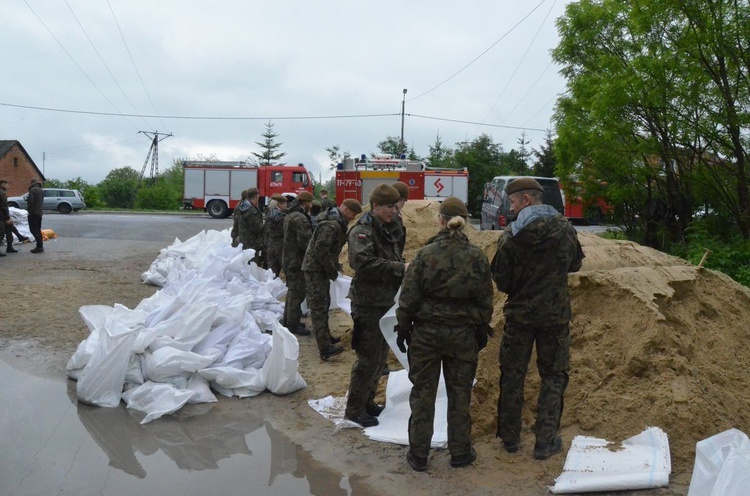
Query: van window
xmin=62 ymin=191 xmax=75 ymax=197
xmin=44 ymin=190 xmax=59 ymax=197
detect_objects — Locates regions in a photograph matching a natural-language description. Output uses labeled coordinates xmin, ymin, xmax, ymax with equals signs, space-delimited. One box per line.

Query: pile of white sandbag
xmin=66 ymin=229 xmax=306 ymax=424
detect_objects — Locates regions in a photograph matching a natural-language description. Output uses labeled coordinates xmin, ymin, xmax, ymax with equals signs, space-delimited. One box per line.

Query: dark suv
xmin=480 ymin=176 xmax=564 ymax=230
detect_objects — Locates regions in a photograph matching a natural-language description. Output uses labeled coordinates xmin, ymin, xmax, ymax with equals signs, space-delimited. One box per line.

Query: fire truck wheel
xmin=207 ymin=200 xmax=229 ymax=219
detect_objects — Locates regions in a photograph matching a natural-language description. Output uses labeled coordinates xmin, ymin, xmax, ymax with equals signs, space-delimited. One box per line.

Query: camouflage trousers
xmin=304 ymin=270 xmax=332 ymax=352
xmin=408 ymin=322 xmax=478 ymax=459
xmin=266 ymin=243 xmax=283 ymax=277
xmin=345 ymin=304 xmax=390 ymax=418
xmin=497 ymin=321 xmax=570 ymax=445
xmin=282 ymin=268 xmax=306 ymax=331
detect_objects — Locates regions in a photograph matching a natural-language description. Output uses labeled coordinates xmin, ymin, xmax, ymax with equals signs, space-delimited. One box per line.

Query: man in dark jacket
xmin=282 ymin=191 xmax=314 ymax=336
xmin=344 ymin=184 xmax=407 ymax=427
xmin=302 ymin=198 xmax=362 ymax=360
xmin=0 ymin=179 xmax=12 ymax=257
xmin=391 ymin=181 xmax=409 ymax=257
xmin=319 ymin=189 xmax=336 ymax=212
xmin=27 ymin=178 xmax=44 ymax=254
xmin=231 ymin=189 xmax=249 ymax=247
xmin=491 ymin=177 xmax=584 ymax=460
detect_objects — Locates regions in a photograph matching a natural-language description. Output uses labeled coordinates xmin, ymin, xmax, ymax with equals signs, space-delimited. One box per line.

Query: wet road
xmin=1 ymin=213 xmax=372 ymax=496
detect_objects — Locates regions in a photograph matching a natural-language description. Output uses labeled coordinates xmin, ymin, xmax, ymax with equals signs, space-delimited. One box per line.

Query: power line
xmin=408 ymin=0 xmax=548 ymax=102
xmin=410 ymin=113 xmax=547 ymax=132
xmin=0 ymin=101 xmax=399 ymax=120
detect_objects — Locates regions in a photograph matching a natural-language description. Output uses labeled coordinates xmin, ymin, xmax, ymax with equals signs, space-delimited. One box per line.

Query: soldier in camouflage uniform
xmin=0 ymin=179 xmax=11 ymax=258
xmin=391 ymin=181 xmax=409 ymax=257
xmin=302 ymin=198 xmax=362 ymax=360
xmin=264 ymin=194 xmax=287 ymax=277
xmin=231 ymin=189 xmax=249 ymax=247
xmin=237 ymin=187 xmax=264 ymax=266
xmin=396 ymin=196 xmax=493 ymax=472
xmin=282 ymin=191 xmax=315 ymax=336
xmin=344 ymin=184 xmax=407 ymax=428
xmin=319 ymin=189 xmax=336 ymax=212
xmin=491 ymin=177 xmax=584 ymax=461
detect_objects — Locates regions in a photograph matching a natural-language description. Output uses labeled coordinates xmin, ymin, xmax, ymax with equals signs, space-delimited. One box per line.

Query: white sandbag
xmin=688 ymin=428 xmax=750 ymax=496
xmin=146 ymin=302 xmax=218 ymax=352
xmin=551 ymin=427 xmax=671 ymax=493
xmin=186 ymin=373 xmax=217 ymax=404
xmin=261 ymin=321 xmax=306 ymax=395
xmin=144 ymin=347 xmax=222 ymax=382
xmin=125 ymin=381 xmax=195 ymax=424
xmin=198 ymin=365 xmax=265 ymax=394
xmin=330 ymin=274 xmax=352 ymax=314
xmin=220 ymin=326 xmax=271 ymax=370
xmin=76 ymin=320 xmax=136 ymax=407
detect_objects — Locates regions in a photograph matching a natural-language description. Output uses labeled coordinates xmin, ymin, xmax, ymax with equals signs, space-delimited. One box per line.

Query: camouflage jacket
xmin=347 ymin=211 xmax=405 ymax=307
xmin=237 ymin=200 xmax=264 ymax=251
xmin=301 ymin=207 xmax=347 ymax=279
xmin=282 ymin=203 xmax=312 ymax=271
xmin=491 ymin=204 xmax=584 ymax=326
xmin=263 ymin=207 xmax=285 ymax=249
xmin=320 ymin=197 xmax=336 ymax=212
xmin=393 ymin=212 xmax=406 ymax=256
xmin=397 ymin=229 xmax=493 ymax=329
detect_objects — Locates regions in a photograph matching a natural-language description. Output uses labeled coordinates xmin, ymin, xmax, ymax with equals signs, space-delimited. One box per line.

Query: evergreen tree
xmin=252 ymin=122 xmax=286 ymax=165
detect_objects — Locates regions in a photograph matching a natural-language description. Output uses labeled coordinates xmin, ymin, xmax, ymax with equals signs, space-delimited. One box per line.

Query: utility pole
xmin=133 ymin=130 xmax=173 ymax=206
xmin=400 ymin=88 xmax=407 ymax=158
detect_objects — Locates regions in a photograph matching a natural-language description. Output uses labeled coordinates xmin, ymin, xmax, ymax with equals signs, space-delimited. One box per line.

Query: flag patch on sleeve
xmin=358 ymin=234 xmax=367 ymax=239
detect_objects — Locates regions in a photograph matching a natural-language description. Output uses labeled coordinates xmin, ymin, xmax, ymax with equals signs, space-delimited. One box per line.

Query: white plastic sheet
xmin=261 ymin=321 xmax=306 ymax=395
xmin=551 ymin=427 xmax=671 ymax=493
xmin=688 ymin=428 xmax=750 ymax=496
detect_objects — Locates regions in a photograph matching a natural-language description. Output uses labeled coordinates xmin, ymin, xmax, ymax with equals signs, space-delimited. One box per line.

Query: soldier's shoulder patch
xmin=357 ymin=233 xmax=367 ymax=239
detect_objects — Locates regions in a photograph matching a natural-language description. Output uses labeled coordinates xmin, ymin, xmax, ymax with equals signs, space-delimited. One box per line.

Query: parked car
xmin=480 ymin=176 xmax=564 ymax=230
xmin=7 ymin=188 xmax=86 ymax=214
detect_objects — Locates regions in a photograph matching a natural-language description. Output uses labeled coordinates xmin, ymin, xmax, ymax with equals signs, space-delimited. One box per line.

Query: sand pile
xmin=342 ymin=200 xmax=750 ymax=472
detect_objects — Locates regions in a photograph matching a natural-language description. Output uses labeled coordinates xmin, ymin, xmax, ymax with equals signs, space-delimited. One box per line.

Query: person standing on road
xmin=344 ymin=184 xmax=407 ymax=428
xmin=319 ymin=189 xmax=336 ymax=212
xmin=282 ymin=191 xmax=315 ymax=336
xmin=396 ymin=197 xmax=493 ymax=472
xmin=302 ymin=198 xmax=362 ymax=361
xmin=237 ymin=187 xmax=264 ymax=266
xmin=264 ymin=194 xmax=287 ymax=277
xmin=391 ymin=181 xmax=409 ymax=257
xmin=0 ymin=179 xmax=13 ymax=257
xmin=231 ymin=189 xmax=249 ymax=248
xmin=491 ymin=177 xmax=584 ymax=460
xmin=27 ymin=178 xmax=44 ymax=254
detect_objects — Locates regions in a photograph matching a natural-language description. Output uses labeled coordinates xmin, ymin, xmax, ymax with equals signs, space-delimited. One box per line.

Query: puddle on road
xmin=0 ymin=362 xmax=369 ymax=496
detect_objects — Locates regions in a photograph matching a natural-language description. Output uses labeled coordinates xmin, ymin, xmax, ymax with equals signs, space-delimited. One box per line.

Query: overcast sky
xmin=2 ymin=0 xmax=571 ymax=185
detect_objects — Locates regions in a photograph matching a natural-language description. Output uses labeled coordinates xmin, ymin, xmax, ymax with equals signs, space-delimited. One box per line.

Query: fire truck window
xmin=271 ymin=172 xmax=283 ymax=182
xmin=293 ymin=172 xmax=308 ymax=186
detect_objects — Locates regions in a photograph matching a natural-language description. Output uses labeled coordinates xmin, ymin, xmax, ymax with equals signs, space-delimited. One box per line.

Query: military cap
xmin=246 ymin=187 xmax=260 ymax=197
xmin=270 ymin=194 xmax=287 ymax=203
xmin=439 ymin=196 xmax=469 ymax=218
xmin=320 ymin=189 xmax=328 ymax=195
xmin=369 ymin=183 xmax=401 ymax=205
xmin=392 ymin=181 xmax=409 ymax=199
xmin=0 ymin=179 xmax=9 ymax=186
xmin=312 ymin=200 xmax=322 ymax=208
xmin=505 ymin=177 xmax=544 ymax=195
xmin=30 ymin=177 xmax=38 ymax=185
xmin=341 ymin=198 xmax=362 ymax=214
xmin=297 ymin=191 xmax=314 ymax=202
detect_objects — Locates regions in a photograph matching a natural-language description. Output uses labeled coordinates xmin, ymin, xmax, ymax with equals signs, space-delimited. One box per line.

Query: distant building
xmin=0 ymin=140 xmax=45 ymax=196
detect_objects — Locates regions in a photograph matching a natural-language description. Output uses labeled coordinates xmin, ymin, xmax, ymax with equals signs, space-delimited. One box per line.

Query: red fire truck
xmin=335 ymin=155 xmax=469 ymax=204
xmin=182 ymin=161 xmax=313 ymax=218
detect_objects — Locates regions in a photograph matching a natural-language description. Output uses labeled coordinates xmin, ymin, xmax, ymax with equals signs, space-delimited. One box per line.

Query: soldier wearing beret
xmin=237 ymin=187 xmax=264 ymax=266
xmin=391 ymin=181 xmax=409 ymax=257
xmin=264 ymin=194 xmax=288 ymax=277
xmin=396 ymin=196 xmax=493 ymax=471
xmin=231 ymin=189 xmax=249 ymax=247
xmin=319 ymin=189 xmax=336 ymax=212
xmin=302 ymin=198 xmax=362 ymax=360
xmin=0 ymin=179 xmax=12 ymax=257
xmin=282 ymin=191 xmax=315 ymax=336
xmin=491 ymin=177 xmax=584 ymax=460
xmin=344 ymin=183 xmax=407 ymax=427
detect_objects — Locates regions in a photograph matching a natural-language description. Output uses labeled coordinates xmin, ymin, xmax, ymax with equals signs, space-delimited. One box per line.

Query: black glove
xmin=475 ymin=323 xmax=494 ymax=351
xmin=395 ymin=324 xmax=411 ymax=353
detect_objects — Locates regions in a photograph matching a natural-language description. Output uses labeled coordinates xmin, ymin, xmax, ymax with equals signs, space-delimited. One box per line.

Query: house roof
xmin=0 ymin=140 xmax=46 ymax=181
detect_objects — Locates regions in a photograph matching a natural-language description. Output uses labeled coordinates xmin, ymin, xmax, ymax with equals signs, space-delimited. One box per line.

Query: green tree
xmin=426 ymin=134 xmax=457 ymax=168
xmin=454 ymin=134 xmax=502 ymax=215
xmin=374 ymin=136 xmax=419 ymax=160
xmin=252 ymin=121 xmax=286 ymax=165
xmin=98 ymin=167 xmax=139 ymax=209
xmin=134 ymin=161 xmax=184 ymax=210
xmin=532 ymin=130 xmax=557 ymax=177
xmin=326 ymin=145 xmax=351 ymax=171
xmin=43 ymin=178 xmax=64 ymax=188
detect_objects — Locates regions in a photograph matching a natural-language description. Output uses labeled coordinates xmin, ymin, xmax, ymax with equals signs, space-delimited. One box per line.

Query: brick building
xmin=0 ymin=140 xmax=45 ymax=197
